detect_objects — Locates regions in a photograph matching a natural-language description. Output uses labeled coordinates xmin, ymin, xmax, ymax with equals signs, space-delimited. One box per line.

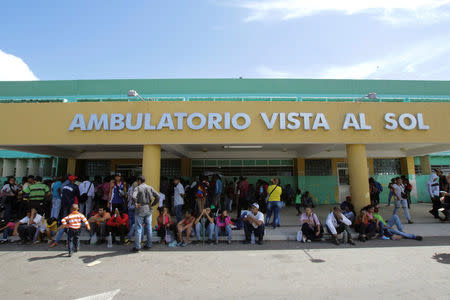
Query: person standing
xmin=369 ymin=177 xmax=382 ymax=206
xmin=109 ymin=173 xmax=126 ymax=213
xmin=224 ymin=181 xmax=234 ymax=213
xmin=392 ymin=177 xmax=413 ymax=224
xmin=78 ymin=176 xmax=95 ymax=218
xmin=173 ymin=178 xmax=185 ymax=223
xmin=265 ymin=178 xmax=282 ymax=229
xmin=61 ymin=204 xmax=90 ymax=257
xmin=50 ymin=177 xmax=62 ymax=219
xmin=427 ymin=171 xmax=441 ymax=218
xmin=1 ymin=176 xmax=19 ymax=221
xmin=236 ymin=177 xmax=249 ymax=218
xmin=131 ymin=176 xmax=160 ymax=253
xmin=213 ymin=175 xmax=222 ymax=208
xmin=61 ymin=175 xmax=80 ymax=219
xmin=23 ymin=176 xmax=50 ymax=216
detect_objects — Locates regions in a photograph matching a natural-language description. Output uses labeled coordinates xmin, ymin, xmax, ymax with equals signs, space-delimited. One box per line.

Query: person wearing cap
xmin=109 ymin=173 xmax=126 ymax=213
xmin=61 ymin=175 xmax=80 ymax=219
xmin=242 ymin=203 xmax=265 ymax=245
xmin=131 ymin=176 xmax=160 ymax=252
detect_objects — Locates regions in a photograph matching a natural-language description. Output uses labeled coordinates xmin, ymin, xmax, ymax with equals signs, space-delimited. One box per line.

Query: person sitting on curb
xmin=354 ymin=205 xmax=377 ymax=242
xmin=176 ymin=210 xmax=195 ymax=247
xmin=243 ymin=203 xmax=265 ymax=245
xmin=325 ymin=207 xmax=355 ymax=245
xmin=87 ymin=207 xmax=111 ymax=245
xmin=156 ymin=207 xmax=176 ymax=244
xmin=194 ymin=207 xmax=215 ymax=244
xmin=214 ymin=209 xmax=232 ymax=244
xmin=299 ymin=206 xmax=323 ymax=242
xmin=373 ymin=205 xmax=423 ymax=241
xmin=106 ymin=208 xmax=129 ymax=245
xmin=12 ymin=208 xmax=43 ymax=244
xmin=340 ymin=196 xmax=355 ymax=223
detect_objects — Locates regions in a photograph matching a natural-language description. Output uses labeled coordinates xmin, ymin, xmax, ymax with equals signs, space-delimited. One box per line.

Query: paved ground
xmin=0 ymin=237 xmax=449 ymax=299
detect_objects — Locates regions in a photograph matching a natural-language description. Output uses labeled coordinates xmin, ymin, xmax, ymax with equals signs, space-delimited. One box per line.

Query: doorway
xmin=337 ymin=162 xmax=350 ymax=203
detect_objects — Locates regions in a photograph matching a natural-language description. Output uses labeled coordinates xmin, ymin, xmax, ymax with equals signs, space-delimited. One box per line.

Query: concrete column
xmin=67 ymin=158 xmax=76 ymax=175
xmin=142 ymin=145 xmax=161 ymax=226
xmin=2 ymin=159 xmax=15 ymax=177
xmin=180 ymin=158 xmax=192 ymax=177
xmin=296 ymin=157 xmax=306 ymax=189
xmin=15 ymin=159 xmax=27 ymax=178
xmin=346 ymin=144 xmax=371 ymax=214
xmin=367 ymin=158 xmax=374 ymax=175
xmin=27 ymin=159 xmax=40 ymax=176
xmin=401 ymin=157 xmax=415 ymax=176
xmin=419 ymin=156 xmax=431 ymax=175
xmin=42 ymin=158 xmax=53 ymax=177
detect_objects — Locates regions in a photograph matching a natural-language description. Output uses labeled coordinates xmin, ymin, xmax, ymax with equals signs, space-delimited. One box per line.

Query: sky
xmin=1 ymin=0 xmax=450 ymax=81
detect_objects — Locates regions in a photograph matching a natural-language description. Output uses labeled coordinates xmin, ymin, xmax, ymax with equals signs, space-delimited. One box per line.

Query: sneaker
xmin=180 ymin=242 xmax=187 ymax=247
xmin=177 ymin=241 xmax=183 ymax=247
xmin=123 ymin=239 xmax=131 ymax=246
xmin=348 ymin=239 xmax=355 ymax=245
xmin=143 ymin=245 xmax=152 ymax=250
xmin=415 ymin=235 xmax=423 ymax=241
xmin=227 ymin=240 xmax=231 ymax=244
xmin=381 ymin=235 xmax=390 ymax=240
xmin=207 ymin=239 xmax=213 ymax=245
xmin=131 ymin=247 xmax=141 ymax=253
xmin=68 ymin=252 xmax=72 ymax=257
xmin=243 ymin=240 xmax=251 ymax=244
xmin=408 ymin=220 xmax=414 ymax=224
xmin=306 ymin=239 xmax=311 ymax=243
xmin=49 ymin=242 xmax=58 ymax=248
xmin=302 ymin=235 xmax=307 ymax=243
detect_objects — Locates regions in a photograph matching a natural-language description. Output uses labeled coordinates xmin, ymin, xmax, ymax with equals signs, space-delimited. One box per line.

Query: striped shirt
xmin=23 ymin=182 xmax=49 ymax=201
xmin=61 ymin=211 xmax=89 ymax=229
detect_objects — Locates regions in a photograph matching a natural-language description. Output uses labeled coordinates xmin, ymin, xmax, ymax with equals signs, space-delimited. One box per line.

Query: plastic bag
xmin=90 ymin=233 xmax=98 ymax=245
xmin=296 ymin=230 xmax=303 ymax=242
xmin=165 ymin=231 xmax=173 ymax=243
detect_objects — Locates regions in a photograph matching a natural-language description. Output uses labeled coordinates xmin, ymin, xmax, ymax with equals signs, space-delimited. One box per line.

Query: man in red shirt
xmin=106 ymin=208 xmax=129 ymax=244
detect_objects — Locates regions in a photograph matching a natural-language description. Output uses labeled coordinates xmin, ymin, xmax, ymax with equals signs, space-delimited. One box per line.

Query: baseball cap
xmin=68 ymin=175 xmax=78 ymax=181
xmin=251 ymin=203 xmax=259 ymax=209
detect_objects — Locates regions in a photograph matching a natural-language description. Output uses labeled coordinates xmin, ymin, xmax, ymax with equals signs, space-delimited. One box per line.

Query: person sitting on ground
xmin=242 ymin=203 xmax=265 ymax=245
xmin=325 ymin=207 xmax=355 ymax=245
xmin=194 ymin=207 xmax=215 ymax=244
xmin=61 ymin=204 xmax=90 ymax=257
xmin=48 ymin=223 xmax=67 ymax=248
xmin=0 ymin=219 xmax=16 ymax=243
xmin=12 ymin=208 xmax=43 ymax=244
xmin=87 ymin=207 xmax=111 ymax=245
xmin=176 ymin=210 xmax=195 ymax=247
xmin=341 ymin=201 xmax=355 ymax=224
xmin=156 ymin=207 xmax=176 ymax=244
xmin=340 ymin=196 xmax=355 ymax=213
xmin=214 ymin=209 xmax=232 ymax=244
xmin=295 ymin=188 xmax=302 ymax=216
xmin=299 ymin=206 xmax=323 ymax=242
xmin=373 ymin=205 xmax=423 ymax=241
xmin=301 ymin=191 xmax=314 ymax=208
xmin=106 ymin=208 xmax=129 ymax=245
xmin=439 ymin=191 xmax=450 ymax=222
xmin=45 ymin=217 xmax=58 ymax=244
xmin=354 ymin=205 xmax=377 ymax=242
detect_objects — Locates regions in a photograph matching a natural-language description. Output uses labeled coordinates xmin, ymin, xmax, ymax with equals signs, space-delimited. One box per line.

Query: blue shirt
xmin=52 ymin=181 xmax=62 ymax=199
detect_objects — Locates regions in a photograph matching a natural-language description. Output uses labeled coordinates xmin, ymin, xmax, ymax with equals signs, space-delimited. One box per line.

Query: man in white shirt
xmin=78 ymin=177 xmax=95 ymax=218
xmin=427 ymin=172 xmax=441 ymax=218
xmin=325 ymin=207 xmax=355 ymax=245
xmin=242 ymin=203 xmax=265 ymax=245
xmin=12 ymin=208 xmax=42 ymax=244
xmin=173 ymin=178 xmax=185 ymax=222
xmin=392 ymin=177 xmax=413 ymax=224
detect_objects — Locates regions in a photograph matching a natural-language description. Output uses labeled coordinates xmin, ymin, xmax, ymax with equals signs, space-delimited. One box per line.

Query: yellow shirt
xmin=267 ymin=185 xmax=282 ymax=202
xmin=47 ymin=221 xmax=58 ymax=232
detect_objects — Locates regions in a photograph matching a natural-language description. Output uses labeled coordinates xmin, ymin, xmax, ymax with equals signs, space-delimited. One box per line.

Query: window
xmin=161 ymin=159 xmax=181 ymax=177
xmin=373 ymin=159 xmax=401 ymax=175
xmin=84 ymin=160 xmax=111 ymax=177
xmin=305 ymin=159 xmax=332 ymax=176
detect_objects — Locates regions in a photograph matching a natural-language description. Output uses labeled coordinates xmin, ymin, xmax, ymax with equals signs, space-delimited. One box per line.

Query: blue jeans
xmin=393 ymin=199 xmax=411 ymax=221
xmin=381 ymin=214 xmax=415 ymax=239
xmin=195 ymin=222 xmax=214 ymax=241
xmin=135 ymin=214 xmax=152 ymax=249
xmin=387 ymin=191 xmax=394 ymax=205
xmin=127 ymin=223 xmax=144 ymax=240
xmin=2 ymin=227 xmax=12 ymax=240
xmin=55 ymin=228 xmax=66 ymax=243
xmin=128 ymin=208 xmax=135 ymax=228
xmin=266 ymin=201 xmax=282 ymax=228
xmin=214 ymin=225 xmax=232 ymax=241
xmin=174 ymin=205 xmax=183 ymax=223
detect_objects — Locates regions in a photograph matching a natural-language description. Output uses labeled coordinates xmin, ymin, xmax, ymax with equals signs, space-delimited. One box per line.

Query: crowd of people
xmin=0 ymin=169 xmax=449 ymax=256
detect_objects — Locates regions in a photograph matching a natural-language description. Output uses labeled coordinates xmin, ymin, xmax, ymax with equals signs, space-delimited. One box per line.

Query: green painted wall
xmin=298 ymin=176 xmax=339 ymax=205
xmin=372 ymin=174 xmax=432 ymax=204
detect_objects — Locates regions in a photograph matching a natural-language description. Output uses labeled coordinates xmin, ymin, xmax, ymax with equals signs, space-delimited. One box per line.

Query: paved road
xmin=0 ymin=238 xmax=449 ymax=299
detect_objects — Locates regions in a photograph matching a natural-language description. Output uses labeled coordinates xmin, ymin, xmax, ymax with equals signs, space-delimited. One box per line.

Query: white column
xmin=2 ymin=159 xmax=16 ymax=177
xmin=27 ymin=159 xmax=40 ymax=176
xmin=15 ymin=159 xmax=27 ymax=178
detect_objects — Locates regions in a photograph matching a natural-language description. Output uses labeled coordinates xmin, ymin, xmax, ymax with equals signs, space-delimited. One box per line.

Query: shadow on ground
xmin=432 ymin=253 xmax=450 ymax=264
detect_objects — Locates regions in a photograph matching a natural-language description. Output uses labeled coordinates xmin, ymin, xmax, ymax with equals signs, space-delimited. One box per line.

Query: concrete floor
xmin=0 ymin=239 xmax=449 ymax=299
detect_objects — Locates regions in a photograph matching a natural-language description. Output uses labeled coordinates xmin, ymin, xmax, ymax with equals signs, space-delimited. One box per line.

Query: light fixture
xmin=223 ymin=145 xmax=263 ymax=149
xmin=128 ymin=89 xmax=147 ymax=102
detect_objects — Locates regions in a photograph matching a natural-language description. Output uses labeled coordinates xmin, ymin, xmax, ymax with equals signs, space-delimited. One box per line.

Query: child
xmin=295 ymin=189 xmax=302 ymax=216
xmin=0 ymin=219 xmax=15 ymax=243
xmin=45 ymin=217 xmax=59 ymax=244
xmin=61 ymin=204 xmax=90 ymax=257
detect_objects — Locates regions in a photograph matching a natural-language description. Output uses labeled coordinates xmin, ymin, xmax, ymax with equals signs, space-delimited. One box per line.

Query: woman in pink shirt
xmin=214 ymin=210 xmax=232 ymax=244
xmin=299 ymin=206 xmax=323 ymax=242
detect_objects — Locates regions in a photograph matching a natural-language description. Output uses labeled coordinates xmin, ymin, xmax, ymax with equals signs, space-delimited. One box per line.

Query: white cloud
xmin=256 ymin=36 xmax=450 ymax=80
xmin=0 ymin=49 xmax=38 ymax=81
xmin=232 ymin=0 xmax=450 ymax=24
